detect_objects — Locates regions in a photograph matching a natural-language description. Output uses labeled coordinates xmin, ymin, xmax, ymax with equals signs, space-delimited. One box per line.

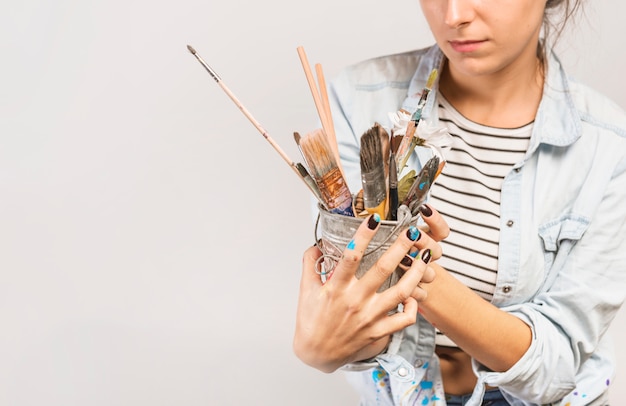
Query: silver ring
xmin=315 ymin=254 xmax=340 ymax=283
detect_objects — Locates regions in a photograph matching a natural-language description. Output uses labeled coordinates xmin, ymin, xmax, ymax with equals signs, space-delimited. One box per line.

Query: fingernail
xmin=400 ymin=255 xmax=413 ymax=267
xmin=367 ymin=213 xmax=381 ymax=230
xmin=421 ymin=249 xmax=432 ymax=264
xmin=406 ymin=226 xmax=421 ymax=241
xmin=419 ymin=204 xmax=433 ymax=217
xmin=409 ymin=250 xmax=418 ymax=258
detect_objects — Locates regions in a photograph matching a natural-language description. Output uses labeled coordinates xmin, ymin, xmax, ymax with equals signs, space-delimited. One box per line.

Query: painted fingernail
xmin=409 ymin=250 xmax=419 ymax=258
xmin=400 ymin=255 xmax=413 ymax=267
xmin=419 ymin=204 xmax=433 ymax=217
xmin=406 ymin=226 xmax=421 ymax=241
xmin=367 ymin=213 xmax=381 ymax=230
xmin=421 ymin=249 xmax=432 ymax=264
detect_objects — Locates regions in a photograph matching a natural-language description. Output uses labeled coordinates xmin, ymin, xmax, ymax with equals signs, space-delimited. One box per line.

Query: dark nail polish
xmin=406 ymin=226 xmax=420 ymax=241
xmin=419 ymin=204 xmax=433 ymax=217
xmin=400 ymin=255 xmax=413 ymax=267
xmin=421 ymin=249 xmax=432 ymax=264
xmin=367 ymin=213 xmax=381 ymax=230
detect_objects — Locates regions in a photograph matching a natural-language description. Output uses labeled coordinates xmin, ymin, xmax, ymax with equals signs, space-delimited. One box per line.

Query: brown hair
xmin=540 ymin=0 xmax=585 ymax=62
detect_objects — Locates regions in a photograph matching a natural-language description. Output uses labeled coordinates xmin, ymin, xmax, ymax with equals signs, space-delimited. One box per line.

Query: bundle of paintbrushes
xmin=292 ymin=47 xmax=446 ymax=221
xmin=187 ymin=44 xmax=447 ymax=221
xmin=349 ymin=68 xmax=446 ymax=220
xmin=188 ymin=43 xmax=448 ymax=288
xmin=351 ymin=123 xmax=443 ymax=220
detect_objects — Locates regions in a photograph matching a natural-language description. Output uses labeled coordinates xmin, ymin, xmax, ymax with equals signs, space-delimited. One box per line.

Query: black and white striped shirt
xmin=430 ymin=94 xmax=531 ymax=346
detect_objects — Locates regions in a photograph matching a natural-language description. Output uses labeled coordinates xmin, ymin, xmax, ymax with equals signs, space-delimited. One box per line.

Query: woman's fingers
xmin=379 ymin=297 xmax=419 ymax=334
xmin=318 ymin=203 xmax=448 ymax=296
xmin=358 ymin=225 xmax=422 ymax=291
xmin=398 ymin=204 xmax=448 ymax=261
xmin=300 ymin=245 xmax=324 ymax=291
xmin=418 ymin=204 xmax=450 ymax=241
xmin=380 ymin=248 xmax=433 ymax=308
xmin=420 ymin=263 xmax=436 ymax=284
xmin=327 ymin=214 xmax=382 ymax=285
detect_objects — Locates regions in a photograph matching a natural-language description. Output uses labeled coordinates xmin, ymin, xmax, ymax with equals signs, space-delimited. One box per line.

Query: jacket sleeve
xmin=474 ymin=150 xmax=626 ymax=404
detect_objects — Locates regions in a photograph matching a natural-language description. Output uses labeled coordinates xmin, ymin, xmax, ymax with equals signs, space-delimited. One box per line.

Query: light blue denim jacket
xmin=328 ymin=45 xmax=626 ymax=405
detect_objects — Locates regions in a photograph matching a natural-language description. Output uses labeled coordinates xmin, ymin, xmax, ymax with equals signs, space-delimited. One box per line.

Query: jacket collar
xmin=401 ymin=45 xmax=582 ymax=151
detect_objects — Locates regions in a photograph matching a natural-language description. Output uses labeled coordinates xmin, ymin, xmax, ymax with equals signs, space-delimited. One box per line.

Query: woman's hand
xmin=293 ymin=209 xmax=445 ymax=373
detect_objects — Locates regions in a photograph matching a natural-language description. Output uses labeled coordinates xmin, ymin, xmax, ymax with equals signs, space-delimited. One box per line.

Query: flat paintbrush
xmin=360 ymin=125 xmax=388 ymax=219
xmin=396 ymin=69 xmax=439 ymax=171
xmin=377 ymin=122 xmax=391 ymax=179
xmin=401 ymin=155 xmax=440 ymax=215
xmin=186 ymin=45 xmax=325 ymax=206
xmin=299 ymin=128 xmax=354 ymax=217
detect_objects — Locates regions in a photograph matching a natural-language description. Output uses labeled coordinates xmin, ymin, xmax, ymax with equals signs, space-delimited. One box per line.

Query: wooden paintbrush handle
xmin=296 ymin=46 xmax=345 ymax=178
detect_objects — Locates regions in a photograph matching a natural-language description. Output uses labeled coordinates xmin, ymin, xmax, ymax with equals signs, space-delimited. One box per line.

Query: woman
xmin=293 ymin=0 xmax=626 ymax=404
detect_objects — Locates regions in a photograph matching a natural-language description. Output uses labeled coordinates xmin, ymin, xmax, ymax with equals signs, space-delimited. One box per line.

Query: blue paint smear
xmin=372 ymin=367 xmax=387 ymax=383
xmin=347 ymin=239 xmax=356 ymax=250
xmin=420 ymin=381 xmax=433 ymax=390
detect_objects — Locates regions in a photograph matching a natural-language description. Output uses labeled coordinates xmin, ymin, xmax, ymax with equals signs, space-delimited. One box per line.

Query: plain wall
xmin=1 ymin=0 xmax=625 ymax=404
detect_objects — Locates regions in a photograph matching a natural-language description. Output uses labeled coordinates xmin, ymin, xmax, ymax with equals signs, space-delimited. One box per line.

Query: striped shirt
xmin=430 ymin=94 xmax=531 ymax=346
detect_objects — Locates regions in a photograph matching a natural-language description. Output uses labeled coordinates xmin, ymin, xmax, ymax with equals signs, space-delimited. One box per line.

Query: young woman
xmin=294 ymin=0 xmax=626 ymax=404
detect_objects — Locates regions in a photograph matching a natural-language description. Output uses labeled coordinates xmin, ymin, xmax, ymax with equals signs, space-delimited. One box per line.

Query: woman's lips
xmin=449 ymin=40 xmax=486 ymax=53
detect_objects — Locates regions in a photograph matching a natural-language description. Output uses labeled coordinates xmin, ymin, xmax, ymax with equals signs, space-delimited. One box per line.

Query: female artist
xmin=293 ymin=0 xmax=626 ymax=404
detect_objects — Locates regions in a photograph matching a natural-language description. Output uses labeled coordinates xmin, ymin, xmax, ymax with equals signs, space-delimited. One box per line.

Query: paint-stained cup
xmin=315 ymin=204 xmax=418 ymax=292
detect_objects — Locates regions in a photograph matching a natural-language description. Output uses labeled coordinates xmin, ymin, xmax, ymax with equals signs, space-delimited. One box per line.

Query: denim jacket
xmin=328 ymin=45 xmax=626 ymax=405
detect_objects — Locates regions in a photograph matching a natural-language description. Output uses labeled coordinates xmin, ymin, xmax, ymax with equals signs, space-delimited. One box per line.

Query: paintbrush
xmin=396 ymin=69 xmax=439 ymax=171
xmin=186 ymin=45 xmax=326 ymax=206
xmin=360 ymin=125 xmax=388 ymax=219
xmin=296 ymin=47 xmax=346 ymax=179
xmin=293 ymin=131 xmax=306 ymax=164
xmin=293 ymin=131 xmax=325 ymax=204
xmin=388 ymin=152 xmax=398 ymax=221
xmin=377 ymin=123 xmax=391 ymax=179
xmin=295 ymin=162 xmax=325 ymax=206
xmin=401 ymin=155 xmax=440 ymax=215
xmin=298 ymin=128 xmax=354 ymax=217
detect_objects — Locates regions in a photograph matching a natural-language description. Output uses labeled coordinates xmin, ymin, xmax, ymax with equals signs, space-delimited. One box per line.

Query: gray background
xmin=1 ymin=0 xmax=624 ymax=404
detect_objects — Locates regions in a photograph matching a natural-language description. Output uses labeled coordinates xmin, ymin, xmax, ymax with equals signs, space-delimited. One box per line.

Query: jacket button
xmin=503 ymin=285 xmax=512 ymax=293
xmin=506 ymin=220 xmax=514 ymax=227
xmin=398 ymin=367 xmax=408 ymax=377
xmin=414 ymin=360 xmax=424 ymax=368
xmin=515 ymin=167 xmax=521 ymax=173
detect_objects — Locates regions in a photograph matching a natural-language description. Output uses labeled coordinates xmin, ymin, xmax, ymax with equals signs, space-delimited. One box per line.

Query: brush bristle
xmin=295 ymin=162 xmax=308 ymax=177
xmin=187 ymin=45 xmax=196 ymax=55
xmin=299 ymin=128 xmax=354 ymax=216
xmin=299 ymin=129 xmax=337 ymax=178
xmin=360 ymin=126 xmax=384 ymax=173
xmin=375 ymin=123 xmax=390 ymax=175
